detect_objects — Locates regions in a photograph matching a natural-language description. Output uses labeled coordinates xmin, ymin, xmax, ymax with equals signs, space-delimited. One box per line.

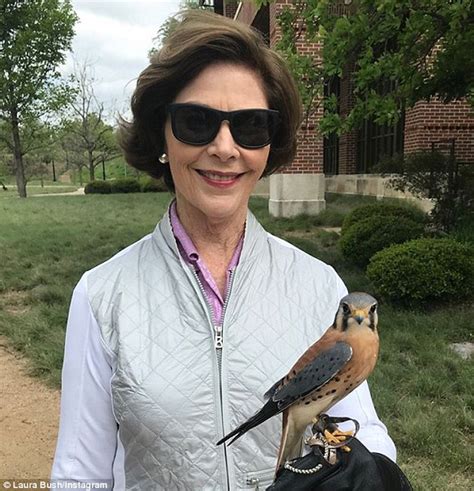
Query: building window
xmin=356 ymin=116 xmax=404 ymax=173
xmin=323 ymin=76 xmax=340 ymax=175
xmin=198 ymin=0 xmax=223 ymax=15
xmin=356 ymin=78 xmax=404 ymax=173
xmin=252 ymin=4 xmax=270 ymax=43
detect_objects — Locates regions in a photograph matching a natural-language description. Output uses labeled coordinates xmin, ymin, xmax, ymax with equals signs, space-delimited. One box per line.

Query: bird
xmin=216 ymin=292 xmax=379 ymax=472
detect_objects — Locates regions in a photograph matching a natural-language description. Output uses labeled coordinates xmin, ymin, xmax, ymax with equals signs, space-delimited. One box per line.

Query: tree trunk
xmin=88 ymin=150 xmax=95 ymax=181
xmin=10 ymin=105 xmax=27 ymax=198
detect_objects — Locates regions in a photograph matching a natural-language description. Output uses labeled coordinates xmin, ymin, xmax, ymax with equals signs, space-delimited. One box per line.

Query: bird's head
xmin=334 ymin=292 xmax=378 ymax=332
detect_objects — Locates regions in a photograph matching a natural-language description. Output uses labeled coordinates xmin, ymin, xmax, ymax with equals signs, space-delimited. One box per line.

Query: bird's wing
xmin=216 ymin=342 xmax=352 ymax=447
xmin=264 ymin=377 xmax=284 ymax=400
xmin=272 ymin=341 xmax=352 ymax=411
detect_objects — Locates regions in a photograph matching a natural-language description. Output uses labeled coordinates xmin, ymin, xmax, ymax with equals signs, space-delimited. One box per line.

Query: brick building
xmin=202 ymin=0 xmax=474 ymax=216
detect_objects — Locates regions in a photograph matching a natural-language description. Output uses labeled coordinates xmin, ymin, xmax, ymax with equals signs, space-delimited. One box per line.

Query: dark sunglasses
xmin=166 ymin=103 xmax=280 ymax=149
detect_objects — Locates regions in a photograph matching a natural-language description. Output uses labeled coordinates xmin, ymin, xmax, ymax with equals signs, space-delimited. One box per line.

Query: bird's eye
xmin=370 ymin=304 xmax=377 ymax=313
xmin=342 ymin=303 xmax=350 ymax=315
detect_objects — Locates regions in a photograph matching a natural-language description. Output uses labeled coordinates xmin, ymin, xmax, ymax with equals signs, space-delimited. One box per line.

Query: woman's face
xmin=164 ymin=62 xmax=271 ymax=224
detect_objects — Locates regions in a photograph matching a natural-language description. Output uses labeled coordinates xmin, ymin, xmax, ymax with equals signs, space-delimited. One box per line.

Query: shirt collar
xmin=169 ymin=200 xmax=199 ymax=262
xmin=169 ymin=199 xmax=244 ymax=271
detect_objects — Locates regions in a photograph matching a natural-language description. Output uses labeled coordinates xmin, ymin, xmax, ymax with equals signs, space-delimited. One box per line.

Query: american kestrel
xmin=217 ymin=292 xmax=379 ymax=471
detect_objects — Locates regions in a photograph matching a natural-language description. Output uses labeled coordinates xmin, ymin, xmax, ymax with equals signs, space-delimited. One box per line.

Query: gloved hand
xmin=266 ymin=415 xmax=412 ymax=491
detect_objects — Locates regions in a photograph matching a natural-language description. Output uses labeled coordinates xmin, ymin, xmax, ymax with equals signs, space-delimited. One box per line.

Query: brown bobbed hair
xmin=117 ymin=9 xmax=302 ymax=191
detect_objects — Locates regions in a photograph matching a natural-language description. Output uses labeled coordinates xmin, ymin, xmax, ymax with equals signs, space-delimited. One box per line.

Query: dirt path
xmin=0 ymin=338 xmax=60 ymax=479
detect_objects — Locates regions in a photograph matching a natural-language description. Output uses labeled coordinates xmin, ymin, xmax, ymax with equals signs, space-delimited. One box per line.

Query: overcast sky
xmin=61 ymin=0 xmax=182 ymax=116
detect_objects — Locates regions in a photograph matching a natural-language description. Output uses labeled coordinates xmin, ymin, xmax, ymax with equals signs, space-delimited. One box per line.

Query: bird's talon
xmin=324 ymin=428 xmax=353 ymax=445
xmin=333 ymin=429 xmax=354 ymax=437
xmin=323 ymin=430 xmax=339 ymax=444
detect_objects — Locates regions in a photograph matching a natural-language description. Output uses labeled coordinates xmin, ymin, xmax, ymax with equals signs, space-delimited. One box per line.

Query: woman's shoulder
xmin=266 ymin=232 xmax=338 ymax=276
xmin=77 ymin=232 xmax=157 ymax=318
xmin=83 ymin=232 xmax=155 ymax=285
xmin=263 ymin=231 xmax=347 ymax=325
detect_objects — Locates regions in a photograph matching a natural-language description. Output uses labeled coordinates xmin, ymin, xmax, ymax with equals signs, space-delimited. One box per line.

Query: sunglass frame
xmin=166 ymin=103 xmax=280 ymax=149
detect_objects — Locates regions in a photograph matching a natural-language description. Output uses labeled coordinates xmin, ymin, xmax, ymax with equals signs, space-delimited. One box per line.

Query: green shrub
xmin=84 ymin=180 xmax=111 ymax=194
xmin=376 ymin=151 xmax=474 ymax=232
xmin=339 ymin=215 xmax=425 ymax=266
xmin=109 ymin=178 xmax=141 ymax=193
xmin=452 ymin=214 xmax=474 ymax=245
xmin=341 ymin=202 xmax=427 ymax=235
xmin=367 ymin=238 xmax=474 ymax=305
xmin=141 ymin=178 xmax=168 ymax=193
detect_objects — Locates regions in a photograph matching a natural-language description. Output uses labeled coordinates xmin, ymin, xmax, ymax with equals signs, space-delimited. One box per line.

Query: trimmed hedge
xmin=341 ymin=202 xmax=427 ymax=236
xmin=141 ymin=178 xmax=168 ymax=193
xmin=85 ymin=178 xmax=168 ymax=194
xmin=339 ymin=215 xmax=425 ymax=266
xmin=367 ymin=238 xmax=474 ymax=305
xmin=84 ymin=180 xmax=111 ymax=194
xmin=109 ymin=178 xmax=141 ymax=193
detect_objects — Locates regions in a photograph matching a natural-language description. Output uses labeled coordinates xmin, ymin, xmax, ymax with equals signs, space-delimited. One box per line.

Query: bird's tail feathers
xmin=216 ymin=399 xmax=278 ymax=446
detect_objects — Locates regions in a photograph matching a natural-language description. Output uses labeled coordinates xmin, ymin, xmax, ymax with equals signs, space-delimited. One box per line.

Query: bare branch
xmin=62 ymin=58 xmax=119 ymax=180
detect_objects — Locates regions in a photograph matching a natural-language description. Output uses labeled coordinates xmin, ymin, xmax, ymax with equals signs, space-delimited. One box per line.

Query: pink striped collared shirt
xmin=169 ymin=200 xmax=243 ymax=326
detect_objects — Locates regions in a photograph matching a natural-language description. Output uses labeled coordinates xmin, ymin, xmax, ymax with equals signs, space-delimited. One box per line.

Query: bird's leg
xmin=309 ymin=414 xmax=355 ymax=452
xmin=311 ymin=414 xmax=332 ymax=433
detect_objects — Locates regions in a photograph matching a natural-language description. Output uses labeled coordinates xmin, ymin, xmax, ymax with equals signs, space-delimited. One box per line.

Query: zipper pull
xmin=246 ymin=477 xmax=260 ymax=490
xmin=214 ymin=325 xmax=223 ymax=349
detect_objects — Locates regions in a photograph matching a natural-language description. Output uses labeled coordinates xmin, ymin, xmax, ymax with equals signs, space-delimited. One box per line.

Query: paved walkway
xmin=30 ymin=187 xmax=85 ymax=197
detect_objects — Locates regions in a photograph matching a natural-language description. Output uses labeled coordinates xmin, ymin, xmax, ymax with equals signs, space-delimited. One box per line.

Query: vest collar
xmin=153 ymin=200 xmax=268 ymax=265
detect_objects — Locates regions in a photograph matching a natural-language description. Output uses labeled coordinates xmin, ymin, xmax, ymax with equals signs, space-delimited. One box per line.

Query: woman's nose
xmin=207 ymin=121 xmax=240 ymax=161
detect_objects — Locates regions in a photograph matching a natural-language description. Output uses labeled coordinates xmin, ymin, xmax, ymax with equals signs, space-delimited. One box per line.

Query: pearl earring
xmin=158 ymin=153 xmax=169 ymax=164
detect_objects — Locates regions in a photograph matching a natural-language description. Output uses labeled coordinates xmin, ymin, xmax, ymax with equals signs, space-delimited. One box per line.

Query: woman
xmin=52 ymin=10 xmax=395 ymax=490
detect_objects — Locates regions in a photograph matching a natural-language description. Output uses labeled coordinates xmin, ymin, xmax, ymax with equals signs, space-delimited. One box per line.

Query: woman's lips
xmin=196 ymin=169 xmax=244 ymax=188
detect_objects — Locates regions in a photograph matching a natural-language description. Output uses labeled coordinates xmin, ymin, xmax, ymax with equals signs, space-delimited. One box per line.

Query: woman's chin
xmin=201 ymin=201 xmax=246 ymax=222
xmin=182 ymin=195 xmax=248 ymax=224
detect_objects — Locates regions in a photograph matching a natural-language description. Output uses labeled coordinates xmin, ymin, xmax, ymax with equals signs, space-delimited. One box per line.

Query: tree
xmin=0 ymin=116 xmax=60 ymax=183
xmin=65 ymin=61 xmax=121 ymax=182
xmin=151 ymin=0 xmax=205 ymax=54
xmin=0 ymin=0 xmax=77 ymax=197
xmin=32 ymin=125 xmax=65 ymax=184
xmin=264 ymin=0 xmax=474 ymax=134
xmin=59 ymin=126 xmax=87 ymax=185
xmin=0 ymin=144 xmax=10 ymax=189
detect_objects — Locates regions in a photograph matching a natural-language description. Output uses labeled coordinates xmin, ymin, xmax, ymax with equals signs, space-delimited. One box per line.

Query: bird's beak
xmin=354 ymin=310 xmax=365 ymax=324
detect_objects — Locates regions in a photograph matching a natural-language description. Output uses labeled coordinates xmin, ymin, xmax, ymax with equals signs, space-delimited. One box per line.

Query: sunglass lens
xmin=173 ymin=106 xmax=218 ymax=144
xmin=232 ymin=110 xmax=276 ymax=148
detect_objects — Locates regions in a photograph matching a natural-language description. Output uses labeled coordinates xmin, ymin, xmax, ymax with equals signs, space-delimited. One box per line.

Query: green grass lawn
xmin=0 ymin=193 xmax=472 ymax=488
xmin=0 ymin=180 xmax=79 ymax=198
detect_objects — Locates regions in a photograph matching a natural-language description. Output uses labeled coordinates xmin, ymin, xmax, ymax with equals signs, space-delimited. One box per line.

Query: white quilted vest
xmin=87 ymin=208 xmax=344 ymax=490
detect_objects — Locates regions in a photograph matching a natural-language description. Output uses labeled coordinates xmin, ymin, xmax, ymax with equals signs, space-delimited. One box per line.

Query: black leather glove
xmin=266 ymin=416 xmax=412 ymax=491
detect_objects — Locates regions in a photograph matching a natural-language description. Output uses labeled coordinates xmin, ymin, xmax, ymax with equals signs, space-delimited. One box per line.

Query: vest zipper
xmin=214 ymin=323 xmax=224 ymax=349
xmin=190 ymin=267 xmax=235 ymax=490
xmin=218 ymin=269 xmax=234 ymax=351
xmin=218 ymin=269 xmax=235 ymax=491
